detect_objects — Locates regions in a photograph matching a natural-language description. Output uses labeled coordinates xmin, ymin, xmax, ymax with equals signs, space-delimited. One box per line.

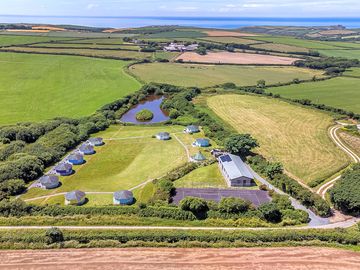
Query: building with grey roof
xmin=79 ymin=144 xmax=95 ymax=155
xmin=39 ymin=175 xmax=60 ymax=190
xmin=65 ymin=190 xmax=86 ymax=206
xmin=156 ymin=132 xmax=170 ymax=140
xmin=113 ymin=190 xmax=134 ymax=205
xmin=88 ymin=137 xmax=104 ymax=146
xmin=68 ymin=153 xmax=84 ymax=165
xmin=55 ymin=163 xmax=73 ymax=176
xmin=185 ymin=125 xmax=200 ymax=134
xmin=218 ymin=153 xmax=254 ymax=187
xmin=193 ymin=138 xmax=210 ymax=147
xmin=191 ymin=151 xmax=206 ymax=162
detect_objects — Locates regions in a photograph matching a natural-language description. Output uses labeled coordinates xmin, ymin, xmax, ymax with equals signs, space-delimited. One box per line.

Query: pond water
xmin=120 ymin=95 xmax=170 ymax=124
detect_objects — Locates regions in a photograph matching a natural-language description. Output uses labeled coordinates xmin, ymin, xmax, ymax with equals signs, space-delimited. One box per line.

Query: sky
xmin=0 ymin=0 xmax=359 ymax=17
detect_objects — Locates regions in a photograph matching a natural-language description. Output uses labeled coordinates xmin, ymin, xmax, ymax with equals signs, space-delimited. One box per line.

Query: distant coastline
xmin=0 ymin=15 xmax=360 ymax=29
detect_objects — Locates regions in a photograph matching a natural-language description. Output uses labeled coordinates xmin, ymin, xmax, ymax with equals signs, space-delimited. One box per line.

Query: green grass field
xmin=61 ymin=38 xmax=125 ymax=44
xmin=251 ymin=43 xmax=310 ymax=53
xmin=1 ymin=46 xmax=152 ymax=60
xmin=198 ymin=37 xmax=261 ymax=45
xmin=129 ymin=63 xmax=325 ymax=87
xmin=344 ymin=67 xmax=360 ymax=77
xmin=174 ymin=164 xmax=227 ymax=189
xmin=29 ymin=42 xmax=141 ymax=51
xmin=0 ymin=52 xmax=140 ymax=125
xmin=0 ymin=34 xmax=75 ymax=46
xmin=21 ymin=125 xmax=190 ymax=203
xmin=267 ymin=77 xmax=360 ymax=114
xmin=206 ymin=94 xmax=349 ymax=184
xmin=318 ymin=49 xmax=360 ymax=60
xmin=141 ymin=30 xmax=207 ymax=39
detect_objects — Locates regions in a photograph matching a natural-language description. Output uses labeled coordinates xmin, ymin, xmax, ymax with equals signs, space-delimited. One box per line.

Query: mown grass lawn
xmin=206 ymin=94 xmax=349 ymax=185
xmin=129 ymin=63 xmax=324 ymax=88
xmin=267 ymin=77 xmax=360 ymax=114
xmin=318 ymin=49 xmax=360 ymax=60
xmin=0 ymin=34 xmax=75 ymax=46
xmin=0 ymin=52 xmax=141 ymax=125
xmin=21 ymin=125 xmax=189 ymax=202
xmin=174 ymin=164 xmax=227 ymax=189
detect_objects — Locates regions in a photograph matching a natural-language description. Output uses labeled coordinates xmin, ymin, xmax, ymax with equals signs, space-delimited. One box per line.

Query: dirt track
xmin=176 ymin=52 xmax=300 ymax=65
xmin=1 ymin=247 xmax=359 ymax=270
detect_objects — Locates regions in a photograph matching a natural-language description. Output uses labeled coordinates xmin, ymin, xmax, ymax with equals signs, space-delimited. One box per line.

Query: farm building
xmin=185 ymin=125 xmax=200 ymax=134
xmin=65 ymin=190 xmax=86 ymax=206
xmin=68 ymin=153 xmax=84 ymax=165
xmin=191 ymin=151 xmax=206 ymax=162
xmin=163 ymin=43 xmax=198 ymax=52
xmin=193 ymin=138 xmax=210 ymax=147
xmin=156 ymin=132 xmax=171 ymax=140
xmin=79 ymin=144 xmax=95 ymax=155
xmin=88 ymin=137 xmax=104 ymax=146
xmin=113 ymin=190 xmax=134 ymax=205
xmin=38 ymin=175 xmax=60 ymax=190
xmin=55 ymin=163 xmax=73 ymax=176
xmin=218 ymin=153 xmax=254 ymax=187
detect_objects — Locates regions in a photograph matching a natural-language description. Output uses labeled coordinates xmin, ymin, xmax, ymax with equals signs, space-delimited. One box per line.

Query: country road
xmin=317 ymin=125 xmax=360 ymax=199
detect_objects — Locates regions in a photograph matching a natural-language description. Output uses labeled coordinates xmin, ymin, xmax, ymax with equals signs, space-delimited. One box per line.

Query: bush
xmin=218 ymin=197 xmax=251 ymax=214
xmin=45 ymin=227 xmax=64 ymax=244
xmin=179 ymin=197 xmax=208 ymax=214
xmin=224 ymin=134 xmax=258 ymax=156
xmin=135 ymin=109 xmax=154 ymax=121
xmin=258 ymin=203 xmax=282 ymax=223
xmin=0 ymin=179 xmax=26 ymax=196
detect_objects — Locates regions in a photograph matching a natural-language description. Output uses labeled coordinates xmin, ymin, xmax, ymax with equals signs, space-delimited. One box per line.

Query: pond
xmin=120 ymin=95 xmax=170 ymax=124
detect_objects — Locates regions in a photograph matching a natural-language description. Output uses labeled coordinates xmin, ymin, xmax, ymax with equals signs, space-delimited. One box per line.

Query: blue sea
xmin=0 ymin=15 xmax=360 ymax=29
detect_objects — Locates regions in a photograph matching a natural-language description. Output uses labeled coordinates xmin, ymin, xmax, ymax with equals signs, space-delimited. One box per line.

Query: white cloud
xmin=86 ymin=3 xmax=99 ymax=10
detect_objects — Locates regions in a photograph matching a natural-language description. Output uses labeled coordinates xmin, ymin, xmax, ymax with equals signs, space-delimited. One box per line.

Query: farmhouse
xmin=163 ymin=43 xmax=199 ymax=52
xmin=55 ymin=163 xmax=73 ymax=176
xmin=79 ymin=144 xmax=95 ymax=155
xmin=68 ymin=153 xmax=84 ymax=165
xmin=191 ymin=151 xmax=206 ymax=162
xmin=38 ymin=175 xmax=60 ymax=189
xmin=156 ymin=132 xmax=171 ymax=140
xmin=113 ymin=190 xmax=134 ymax=205
xmin=65 ymin=190 xmax=86 ymax=206
xmin=193 ymin=138 xmax=210 ymax=147
xmin=88 ymin=137 xmax=104 ymax=146
xmin=185 ymin=125 xmax=200 ymax=134
xmin=218 ymin=153 xmax=254 ymax=187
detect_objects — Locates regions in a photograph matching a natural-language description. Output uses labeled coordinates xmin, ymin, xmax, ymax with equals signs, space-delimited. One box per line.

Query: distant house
xmin=218 ymin=153 xmax=254 ymax=187
xmin=68 ymin=153 xmax=84 ymax=165
xmin=163 ymin=42 xmax=198 ymax=52
xmin=88 ymin=137 xmax=104 ymax=146
xmin=113 ymin=190 xmax=134 ymax=205
xmin=65 ymin=190 xmax=86 ymax=206
xmin=191 ymin=152 xmax=206 ymax=162
xmin=193 ymin=138 xmax=210 ymax=147
xmin=79 ymin=144 xmax=95 ymax=155
xmin=55 ymin=163 xmax=73 ymax=176
xmin=38 ymin=175 xmax=60 ymax=190
xmin=185 ymin=125 xmax=200 ymax=134
xmin=156 ymin=132 xmax=171 ymax=140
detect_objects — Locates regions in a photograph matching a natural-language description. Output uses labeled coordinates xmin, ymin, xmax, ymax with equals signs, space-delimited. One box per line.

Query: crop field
xmin=129 ymin=63 xmax=325 ymax=87
xmin=267 ymin=77 xmax=360 ymax=114
xmin=60 ymin=38 xmax=125 ymax=44
xmin=21 ymin=125 xmax=189 ymax=204
xmin=0 ymin=34 xmax=75 ymax=46
xmin=206 ymin=94 xmax=349 ymax=184
xmin=1 ymin=46 xmax=152 ymax=60
xmin=0 ymin=31 xmax=135 ymax=38
xmin=251 ymin=43 xmax=310 ymax=53
xmin=197 ymin=37 xmax=261 ymax=45
xmin=174 ymin=164 xmax=227 ymax=189
xmin=141 ymin=30 xmax=207 ymax=39
xmin=29 ymin=42 xmax=141 ymax=50
xmin=0 ymin=52 xmax=140 ymax=125
xmin=318 ymin=49 xmax=360 ymax=59
xmin=176 ymin=52 xmax=301 ymax=65
xmin=203 ymin=30 xmax=257 ymax=37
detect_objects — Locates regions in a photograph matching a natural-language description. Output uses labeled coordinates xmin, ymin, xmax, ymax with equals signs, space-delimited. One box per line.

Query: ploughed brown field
xmin=1 ymin=247 xmax=359 ymax=270
xmin=204 ymin=30 xmax=258 ymax=37
xmin=176 ymin=51 xmax=301 ymax=65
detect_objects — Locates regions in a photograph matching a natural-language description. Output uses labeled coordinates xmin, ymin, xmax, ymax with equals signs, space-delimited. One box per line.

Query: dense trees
xmin=295 ymin=57 xmax=359 ymax=70
xmin=218 ymin=197 xmax=251 ymax=214
xmin=330 ymin=164 xmax=360 ymax=215
xmin=224 ymin=134 xmax=258 ymax=156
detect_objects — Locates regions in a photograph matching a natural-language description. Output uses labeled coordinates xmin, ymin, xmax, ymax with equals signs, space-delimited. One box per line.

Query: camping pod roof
xmin=39 ymin=175 xmax=59 ymax=186
xmin=114 ymin=190 xmax=134 ymax=200
xmin=55 ymin=163 xmax=72 ymax=171
xmin=65 ymin=190 xmax=86 ymax=202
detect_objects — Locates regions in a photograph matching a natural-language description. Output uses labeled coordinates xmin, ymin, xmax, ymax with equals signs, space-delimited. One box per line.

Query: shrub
xmin=218 ymin=197 xmax=251 ymax=214
xmin=135 ymin=109 xmax=154 ymax=121
xmin=179 ymin=197 xmax=208 ymax=214
xmin=45 ymin=227 xmax=64 ymax=244
xmin=258 ymin=203 xmax=282 ymax=223
xmin=224 ymin=134 xmax=258 ymax=156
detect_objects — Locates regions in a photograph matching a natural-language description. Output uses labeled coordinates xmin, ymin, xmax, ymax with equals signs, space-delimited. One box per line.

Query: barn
xmin=113 ymin=190 xmax=134 ymax=205
xmin=38 ymin=175 xmax=60 ymax=189
xmin=65 ymin=190 xmax=86 ymax=206
xmin=218 ymin=153 xmax=254 ymax=187
xmin=156 ymin=132 xmax=170 ymax=140
xmin=55 ymin=163 xmax=73 ymax=176
xmin=79 ymin=144 xmax=95 ymax=155
xmin=68 ymin=153 xmax=84 ymax=165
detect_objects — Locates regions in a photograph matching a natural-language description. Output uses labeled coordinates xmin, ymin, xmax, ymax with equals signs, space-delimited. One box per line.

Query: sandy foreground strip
xmin=0 ymin=247 xmax=359 ymax=270
xmin=177 ymin=52 xmax=300 ymax=65
xmin=204 ymin=30 xmax=257 ymax=37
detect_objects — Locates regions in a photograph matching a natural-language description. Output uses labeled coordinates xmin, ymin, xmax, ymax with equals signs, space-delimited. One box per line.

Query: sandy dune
xmin=1 ymin=247 xmax=359 ymax=270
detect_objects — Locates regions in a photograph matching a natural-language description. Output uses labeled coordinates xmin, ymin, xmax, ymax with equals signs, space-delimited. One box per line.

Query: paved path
xmin=317 ymin=125 xmax=360 ymax=199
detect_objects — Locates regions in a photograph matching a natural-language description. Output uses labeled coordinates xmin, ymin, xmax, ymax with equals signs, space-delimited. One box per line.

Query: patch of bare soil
xmin=1 ymin=247 xmax=359 ymax=270
xmin=204 ymin=30 xmax=257 ymax=37
xmin=176 ymin=52 xmax=300 ymax=65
